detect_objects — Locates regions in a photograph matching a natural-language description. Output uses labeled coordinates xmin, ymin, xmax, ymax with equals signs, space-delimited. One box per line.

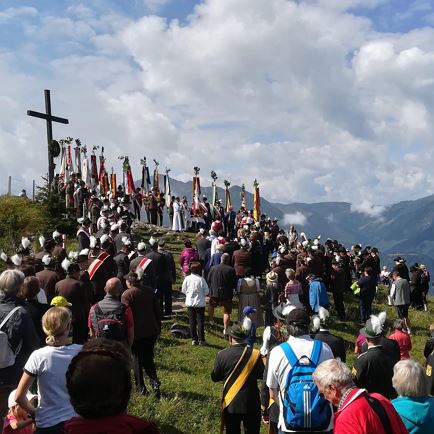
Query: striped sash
xmin=88 ymin=251 xmax=109 ymax=280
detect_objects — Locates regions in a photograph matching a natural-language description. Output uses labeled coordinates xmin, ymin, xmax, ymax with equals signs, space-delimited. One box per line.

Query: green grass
xmin=129 ymin=224 xmax=434 ymax=433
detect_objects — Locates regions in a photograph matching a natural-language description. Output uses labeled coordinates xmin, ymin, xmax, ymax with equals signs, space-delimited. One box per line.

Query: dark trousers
xmin=134 ymin=204 xmax=141 ymax=220
xmin=150 ymin=210 xmax=158 ymax=225
xmin=333 ymin=291 xmax=346 ymax=318
xmin=132 ymin=335 xmax=159 ymax=392
xmin=225 ymin=410 xmax=261 ymax=434
xmin=157 ymin=284 xmax=172 ymax=316
xmin=359 ymin=295 xmax=373 ymax=322
xmin=36 ymin=422 xmax=64 ymax=434
xmin=188 ymin=306 xmax=205 ymax=342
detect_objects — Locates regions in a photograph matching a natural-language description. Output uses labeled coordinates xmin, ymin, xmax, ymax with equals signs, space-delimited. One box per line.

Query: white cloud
xmin=283 ymin=212 xmax=308 ymax=226
xmin=351 ymin=200 xmax=386 ymax=217
xmin=1 ymin=0 xmax=434 ymax=207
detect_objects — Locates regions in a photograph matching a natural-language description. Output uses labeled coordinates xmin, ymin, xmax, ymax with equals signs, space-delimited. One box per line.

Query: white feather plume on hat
xmin=52 ymin=230 xmax=61 ymax=239
xmin=78 ymin=248 xmax=89 ymax=257
xmin=39 ymin=235 xmax=45 ymax=248
xmin=110 ymin=224 xmax=119 ymax=232
xmin=137 ymin=242 xmax=146 ymax=252
xmin=149 ymin=236 xmax=157 ymax=246
xmin=61 ymin=258 xmax=71 ymax=272
xmin=21 ymin=237 xmax=31 ymax=249
xmin=122 ymin=236 xmax=131 ymax=247
xmin=11 ymin=254 xmax=22 ymax=266
xmin=0 ymin=252 xmax=8 ymax=262
xmin=282 ymin=304 xmax=295 ymax=317
xmin=100 ymin=234 xmax=109 ymax=245
xmin=90 ymin=236 xmax=98 ymax=249
xmin=42 ymin=255 xmax=52 ymax=266
xmin=68 ymin=251 xmax=78 ymax=261
xmin=242 ymin=316 xmax=252 ymax=332
xmin=100 ymin=220 xmax=107 ymax=229
xmin=370 ymin=311 xmax=387 ymax=336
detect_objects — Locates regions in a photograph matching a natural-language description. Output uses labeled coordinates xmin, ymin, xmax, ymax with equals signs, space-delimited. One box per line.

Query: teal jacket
xmin=392 ymin=396 xmax=434 ymax=434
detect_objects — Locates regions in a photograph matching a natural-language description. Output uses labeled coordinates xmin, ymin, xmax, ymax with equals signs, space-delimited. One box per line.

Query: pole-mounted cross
xmin=27 ymin=89 xmax=69 ymax=186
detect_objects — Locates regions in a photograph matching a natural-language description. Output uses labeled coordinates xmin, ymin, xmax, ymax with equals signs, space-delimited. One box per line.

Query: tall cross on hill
xmin=27 ymin=89 xmax=69 ymax=185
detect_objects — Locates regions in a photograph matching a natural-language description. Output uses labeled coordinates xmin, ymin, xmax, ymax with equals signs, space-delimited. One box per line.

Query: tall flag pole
xmin=192 ymin=166 xmax=201 ymax=215
xmin=224 ymin=180 xmax=232 ymax=212
xmin=241 ymin=183 xmax=246 ymax=211
xmin=153 ymin=158 xmax=160 ymax=198
xmin=210 ymin=170 xmax=218 ymax=220
xmin=253 ymin=179 xmax=260 ymax=222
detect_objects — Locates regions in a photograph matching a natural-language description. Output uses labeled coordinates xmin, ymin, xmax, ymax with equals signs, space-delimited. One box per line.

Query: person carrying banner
xmin=211 ymin=322 xmax=264 ymax=434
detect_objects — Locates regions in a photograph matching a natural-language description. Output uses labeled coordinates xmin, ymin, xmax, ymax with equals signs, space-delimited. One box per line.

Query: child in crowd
xmin=389 ymin=318 xmax=412 ymax=360
xmin=64 ymin=338 xmax=159 ymax=434
xmin=354 ymin=332 xmax=367 ymax=354
xmin=242 ymin=306 xmax=257 ymax=347
xmin=3 ymin=390 xmax=35 ymax=434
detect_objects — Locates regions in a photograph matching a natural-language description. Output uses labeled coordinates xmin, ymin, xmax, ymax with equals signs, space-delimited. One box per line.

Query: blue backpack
xmin=280 ymin=340 xmax=332 ymax=431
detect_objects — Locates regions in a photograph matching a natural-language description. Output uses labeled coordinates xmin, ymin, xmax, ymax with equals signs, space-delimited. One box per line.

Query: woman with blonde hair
xmin=14 ymin=307 xmax=82 ymax=433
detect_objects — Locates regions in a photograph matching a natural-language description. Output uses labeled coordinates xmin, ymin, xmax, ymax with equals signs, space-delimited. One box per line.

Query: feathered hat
xmin=42 ymin=254 xmax=55 ymax=268
xmin=312 ymin=307 xmax=330 ymax=332
xmin=11 ymin=254 xmax=22 ymax=267
xmin=360 ymin=312 xmax=387 ymax=339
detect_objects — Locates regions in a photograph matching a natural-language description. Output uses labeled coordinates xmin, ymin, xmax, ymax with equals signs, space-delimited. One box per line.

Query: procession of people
xmin=1 ymin=174 xmax=434 ymax=434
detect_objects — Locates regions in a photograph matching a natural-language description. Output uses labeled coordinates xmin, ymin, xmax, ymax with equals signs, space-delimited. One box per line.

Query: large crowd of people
xmin=1 ymin=188 xmax=434 ymax=434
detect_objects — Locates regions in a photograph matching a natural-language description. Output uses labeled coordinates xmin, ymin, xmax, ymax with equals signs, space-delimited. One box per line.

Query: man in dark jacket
xmin=158 ymin=240 xmax=176 ymax=318
xmin=35 ymin=255 xmax=60 ymax=303
xmin=195 ymin=231 xmax=211 ymax=268
xmin=330 ymin=259 xmax=346 ymax=319
xmin=0 ymin=270 xmax=39 ymax=418
xmin=207 ymin=253 xmax=238 ymax=336
xmin=211 ymin=322 xmax=264 ymax=434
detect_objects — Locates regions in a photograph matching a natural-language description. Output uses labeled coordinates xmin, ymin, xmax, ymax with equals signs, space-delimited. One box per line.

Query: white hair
xmin=313 ymin=359 xmax=353 ymax=391
xmin=0 ymin=269 xmax=25 ymax=295
xmin=392 ymin=359 xmax=429 ymax=397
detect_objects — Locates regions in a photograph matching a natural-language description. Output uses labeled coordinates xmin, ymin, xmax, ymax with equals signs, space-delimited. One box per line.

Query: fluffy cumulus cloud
xmin=283 ymin=212 xmax=308 ymax=226
xmin=1 ymin=0 xmax=434 ymax=211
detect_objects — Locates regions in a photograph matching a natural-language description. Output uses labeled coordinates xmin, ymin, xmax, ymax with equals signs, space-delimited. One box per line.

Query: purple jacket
xmin=179 ymin=247 xmax=199 ymax=273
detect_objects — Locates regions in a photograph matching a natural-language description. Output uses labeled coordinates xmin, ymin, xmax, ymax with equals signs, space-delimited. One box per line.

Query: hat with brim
xmin=360 ymin=318 xmax=382 ymax=339
xmin=50 ymin=296 xmax=72 ymax=307
xmin=266 ymin=271 xmax=278 ymax=283
xmin=227 ymin=322 xmax=247 ymax=341
xmin=287 ymin=308 xmax=310 ymax=325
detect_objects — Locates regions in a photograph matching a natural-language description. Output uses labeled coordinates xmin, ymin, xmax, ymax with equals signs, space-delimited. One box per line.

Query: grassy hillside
xmin=129 ymin=224 xmax=433 ymax=434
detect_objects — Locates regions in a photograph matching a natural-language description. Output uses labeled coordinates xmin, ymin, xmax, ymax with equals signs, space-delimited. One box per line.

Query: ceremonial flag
xmin=74 ymin=144 xmax=82 ymax=176
xmin=192 ymin=175 xmax=201 ymax=215
xmin=67 ymin=144 xmax=73 ymax=173
xmin=59 ymin=146 xmax=66 ymax=181
xmin=153 ymin=164 xmax=160 ymax=195
xmin=81 ymin=157 xmax=90 ymax=187
xmin=164 ymin=170 xmax=171 ymax=207
xmin=253 ymin=180 xmax=260 ymax=222
xmin=241 ymin=184 xmax=246 ymax=210
xmin=111 ymin=173 xmax=117 ymax=197
xmin=90 ymin=155 xmax=98 ymax=188
xmin=99 ymin=155 xmax=107 ymax=194
xmin=123 ymin=157 xmax=135 ymax=195
xmin=225 ymin=182 xmax=232 ymax=212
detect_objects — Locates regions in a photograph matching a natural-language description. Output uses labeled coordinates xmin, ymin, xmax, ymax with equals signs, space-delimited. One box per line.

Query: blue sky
xmin=0 ymin=0 xmax=434 ymax=214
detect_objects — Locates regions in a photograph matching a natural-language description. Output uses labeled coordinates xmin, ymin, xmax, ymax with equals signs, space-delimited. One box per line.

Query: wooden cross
xmin=27 ymin=90 xmax=69 ymax=185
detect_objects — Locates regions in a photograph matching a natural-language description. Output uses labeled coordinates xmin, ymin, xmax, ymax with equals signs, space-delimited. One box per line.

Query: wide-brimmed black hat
xmin=287 ymin=308 xmax=310 ymax=325
xmin=227 ymin=322 xmax=247 ymax=341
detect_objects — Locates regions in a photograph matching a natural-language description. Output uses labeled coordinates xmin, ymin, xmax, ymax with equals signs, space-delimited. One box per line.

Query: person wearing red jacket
xmin=313 ymin=359 xmax=407 ymax=434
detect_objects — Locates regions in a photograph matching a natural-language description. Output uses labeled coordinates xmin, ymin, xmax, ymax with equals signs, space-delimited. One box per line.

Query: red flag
xmin=90 ymin=155 xmax=98 ymax=188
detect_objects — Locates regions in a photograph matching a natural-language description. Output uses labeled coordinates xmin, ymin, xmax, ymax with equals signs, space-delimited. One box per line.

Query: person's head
xmin=227 ymin=322 xmax=247 ymax=345
xmin=364 ymin=266 xmax=373 ymax=276
xmin=0 ymin=269 xmax=25 ymax=296
xmin=8 ymin=389 xmax=36 ymax=418
xmin=183 ymin=239 xmax=192 ymax=248
xmin=21 ymin=276 xmax=40 ymax=300
xmin=189 ymin=261 xmax=202 ymax=275
xmin=393 ymin=270 xmax=401 ymax=280
xmin=221 ymin=253 xmax=230 ymax=265
xmin=42 ymin=307 xmax=72 ymax=345
xmin=104 ymin=278 xmax=122 ymax=297
xmin=286 ymin=308 xmax=310 ymax=337
xmin=313 ymin=359 xmax=354 ymax=407
xmin=392 ymin=318 xmax=406 ymax=332
xmin=285 ymin=268 xmax=296 ymax=280
xmin=66 ymin=338 xmax=132 ymax=418
xmin=392 ymin=359 xmax=429 ymax=397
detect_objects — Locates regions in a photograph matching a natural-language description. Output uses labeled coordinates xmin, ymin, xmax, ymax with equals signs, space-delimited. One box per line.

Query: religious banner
xmin=123 ymin=156 xmax=135 ymax=195
xmin=110 ymin=171 xmax=117 ymax=197
xmin=153 ymin=159 xmax=160 ymax=196
xmin=253 ymin=179 xmax=260 ymax=222
xmin=140 ymin=157 xmax=151 ymax=194
xmin=241 ymin=183 xmax=246 ymax=211
xmin=192 ymin=167 xmax=201 ymax=215
xmin=99 ymin=148 xmax=109 ymax=195
xmin=74 ymin=139 xmax=82 ymax=177
xmin=224 ymin=180 xmax=232 ymax=212
xmin=81 ymin=145 xmax=90 ymax=187
xmin=59 ymin=145 xmax=66 ymax=181
xmin=90 ymin=146 xmax=99 ymax=189
xmin=164 ymin=168 xmax=171 ymax=209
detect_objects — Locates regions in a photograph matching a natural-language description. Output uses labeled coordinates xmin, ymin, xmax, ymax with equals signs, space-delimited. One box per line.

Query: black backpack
xmin=94 ymin=303 xmax=127 ymax=341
